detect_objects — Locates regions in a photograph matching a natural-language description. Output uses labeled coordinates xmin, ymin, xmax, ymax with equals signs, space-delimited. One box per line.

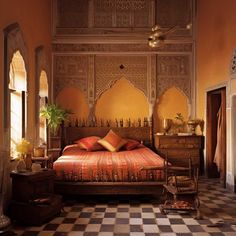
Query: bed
xmin=53 ymin=126 xmax=166 ymax=195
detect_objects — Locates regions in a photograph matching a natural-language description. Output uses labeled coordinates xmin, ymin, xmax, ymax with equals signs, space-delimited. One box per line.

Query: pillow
xmin=122 ymin=139 xmax=140 ymax=151
xmin=75 ymin=136 xmax=104 ymax=151
xmin=98 ymin=130 xmax=127 ymax=152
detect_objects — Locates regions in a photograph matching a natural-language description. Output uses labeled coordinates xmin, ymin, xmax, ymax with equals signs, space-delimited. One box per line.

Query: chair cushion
xmin=168 ymin=175 xmax=194 ymax=187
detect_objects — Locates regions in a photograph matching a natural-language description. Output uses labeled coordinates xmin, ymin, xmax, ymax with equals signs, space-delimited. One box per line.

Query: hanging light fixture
xmin=148 ymin=23 xmax=192 ymax=48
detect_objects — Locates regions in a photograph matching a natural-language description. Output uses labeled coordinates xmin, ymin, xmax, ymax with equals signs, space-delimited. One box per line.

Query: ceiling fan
xmin=148 ymin=23 xmax=192 ymax=48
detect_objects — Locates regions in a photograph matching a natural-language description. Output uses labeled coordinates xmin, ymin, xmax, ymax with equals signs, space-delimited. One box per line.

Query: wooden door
xmin=206 ymin=87 xmax=226 ymax=186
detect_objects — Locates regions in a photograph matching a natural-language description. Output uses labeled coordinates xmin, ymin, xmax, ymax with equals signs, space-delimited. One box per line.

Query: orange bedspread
xmin=53 ymin=145 xmax=165 ymax=182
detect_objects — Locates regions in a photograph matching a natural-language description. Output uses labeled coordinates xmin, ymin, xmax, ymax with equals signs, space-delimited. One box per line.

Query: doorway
xmin=206 ymin=87 xmax=226 ymax=186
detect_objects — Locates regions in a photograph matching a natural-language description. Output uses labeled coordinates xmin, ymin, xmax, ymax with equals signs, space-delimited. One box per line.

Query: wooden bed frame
xmin=54 ymin=126 xmax=165 ymax=195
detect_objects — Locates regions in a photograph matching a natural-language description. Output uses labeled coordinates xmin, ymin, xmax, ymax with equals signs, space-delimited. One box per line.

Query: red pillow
xmin=122 ymin=139 xmax=140 ymax=151
xmin=98 ymin=130 xmax=127 ymax=152
xmin=75 ymin=136 xmax=104 ymax=151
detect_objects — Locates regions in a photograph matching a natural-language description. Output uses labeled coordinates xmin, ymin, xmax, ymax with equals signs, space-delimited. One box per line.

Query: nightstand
xmin=9 ymin=169 xmax=62 ymax=225
xmin=154 ymin=134 xmax=204 ymax=174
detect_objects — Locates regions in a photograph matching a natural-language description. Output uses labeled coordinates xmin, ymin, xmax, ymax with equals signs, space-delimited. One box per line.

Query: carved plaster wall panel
xmin=54 ymin=55 xmax=88 ymax=97
xmin=57 ymin=0 xmax=88 ymax=28
xmin=53 ymin=43 xmax=192 ymax=53
xmin=156 ymin=0 xmax=192 ymax=28
xmin=94 ymin=0 xmax=150 ymax=27
xmin=55 ymin=0 xmax=153 ymax=31
xmin=88 ymin=55 xmax=95 ymax=106
xmin=230 ymin=48 xmax=236 ymax=78
xmin=94 ymin=55 xmax=148 ymax=100
xmin=157 ymin=54 xmax=191 ymax=99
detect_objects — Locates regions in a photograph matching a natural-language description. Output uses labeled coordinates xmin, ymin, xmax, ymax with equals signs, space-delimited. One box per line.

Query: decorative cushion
xmin=98 ymin=130 xmax=127 ymax=152
xmin=122 ymin=139 xmax=140 ymax=151
xmin=168 ymin=175 xmax=194 ymax=187
xmin=75 ymin=136 xmax=104 ymax=151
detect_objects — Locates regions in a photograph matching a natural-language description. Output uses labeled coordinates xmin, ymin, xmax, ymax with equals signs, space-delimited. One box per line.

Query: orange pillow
xmin=122 ymin=139 xmax=140 ymax=151
xmin=75 ymin=136 xmax=104 ymax=151
xmin=98 ymin=130 xmax=127 ymax=152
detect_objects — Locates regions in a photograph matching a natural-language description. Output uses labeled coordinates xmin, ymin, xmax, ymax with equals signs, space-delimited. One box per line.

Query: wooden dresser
xmin=154 ymin=135 xmax=204 ymax=173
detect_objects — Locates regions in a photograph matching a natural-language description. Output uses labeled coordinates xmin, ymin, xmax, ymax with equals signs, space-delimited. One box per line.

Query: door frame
xmin=205 ymin=83 xmax=227 ymax=186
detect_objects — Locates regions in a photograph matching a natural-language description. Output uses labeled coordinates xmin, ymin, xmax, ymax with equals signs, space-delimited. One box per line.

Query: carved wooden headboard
xmin=62 ymin=126 xmax=153 ymax=148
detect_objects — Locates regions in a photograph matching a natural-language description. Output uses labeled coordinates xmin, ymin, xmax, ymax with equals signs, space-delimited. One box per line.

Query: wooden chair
xmin=160 ymin=155 xmax=201 ymax=219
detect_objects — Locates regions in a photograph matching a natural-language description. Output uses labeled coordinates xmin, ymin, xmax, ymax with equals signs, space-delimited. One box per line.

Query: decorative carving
xmin=7 ymin=26 xmax=29 ymax=90
xmin=95 ymin=55 xmax=148 ymax=99
xmin=157 ymin=55 xmax=191 ymax=99
xmin=54 ymin=55 xmax=88 ymax=96
xmin=57 ymin=0 xmax=88 ymax=28
xmin=88 ymin=55 xmax=95 ymax=105
xmin=157 ymin=55 xmax=189 ymax=76
xmin=52 ymin=0 xmax=195 ymax=116
xmin=230 ymin=48 xmax=236 ymax=78
xmin=93 ymin=0 xmax=150 ymax=28
xmin=150 ymin=56 xmax=157 ymax=105
xmin=156 ymin=0 xmax=192 ymax=28
xmin=53 ymin=43 xmax=192 ymax=53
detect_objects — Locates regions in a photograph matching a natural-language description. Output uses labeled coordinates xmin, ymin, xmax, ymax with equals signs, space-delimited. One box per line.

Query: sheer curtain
xmin=213 ymin=105 xmax=224 ymax=174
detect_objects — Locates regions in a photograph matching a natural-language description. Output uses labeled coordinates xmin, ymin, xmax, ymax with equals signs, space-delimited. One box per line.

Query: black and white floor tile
xmin=10 ymin=178 xmax=236 ymax=236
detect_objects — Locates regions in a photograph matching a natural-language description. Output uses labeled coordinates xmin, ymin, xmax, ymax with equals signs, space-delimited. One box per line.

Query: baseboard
xmin=226 ymin=182 xmax=235 ymax=193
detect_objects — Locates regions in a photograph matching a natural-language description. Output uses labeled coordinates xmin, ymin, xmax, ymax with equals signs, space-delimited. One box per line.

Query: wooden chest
xmin=10 ymin=169 xmax=62 ymax=225
xmin=154 ymin=135 xmax=204 ymax=171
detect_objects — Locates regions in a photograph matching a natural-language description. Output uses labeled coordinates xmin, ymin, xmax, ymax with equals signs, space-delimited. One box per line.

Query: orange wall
xmin=155 ymin=87 xmax=189 ymax=133
xmin=196 ymin=0 xmax=236 ymax=119
xmin=56 ymin=87 xmax=89 ymax=123
xmin=0 ymin=0 xmax=52 ymax=146
xmin=95 ymin=78 xmax=149 ymax=126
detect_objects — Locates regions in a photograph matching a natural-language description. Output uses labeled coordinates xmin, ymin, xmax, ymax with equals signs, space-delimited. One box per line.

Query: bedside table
xmin=9 ymin=169 xmax=62 ymax=225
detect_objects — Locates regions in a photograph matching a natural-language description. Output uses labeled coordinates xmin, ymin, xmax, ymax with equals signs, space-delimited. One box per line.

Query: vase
xmin=25 ymin=154 xmax=32 ymax=171
xmin=16 ymin=158 xmax=26 ymax=172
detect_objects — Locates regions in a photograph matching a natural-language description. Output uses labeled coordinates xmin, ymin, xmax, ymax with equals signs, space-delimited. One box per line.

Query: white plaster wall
xmin=227 ymin=78 xmax=236 ymax=190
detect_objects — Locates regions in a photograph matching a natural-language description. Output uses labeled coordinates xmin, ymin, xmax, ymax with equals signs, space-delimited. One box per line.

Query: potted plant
xmin=40 ymin=104 xmax=69 ymax=136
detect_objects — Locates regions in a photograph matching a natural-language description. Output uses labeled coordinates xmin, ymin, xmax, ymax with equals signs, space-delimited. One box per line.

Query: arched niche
xmin=35 ymin=46 xmax=50 ymax=144
xmin=3 ymin=23 xmax=28 ymax=152
xmin=56 ymin=87 xmax=89 ymax=124
xmin=9 ymin=51 xmax=27 ymax=91
xmin=94 ymin=78 xmax=149 ymax=126
xmin=154 ymin=87 xmax=190 ymax=133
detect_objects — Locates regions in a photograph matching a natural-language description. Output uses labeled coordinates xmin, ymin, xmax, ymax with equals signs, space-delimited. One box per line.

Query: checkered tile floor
xmin=10 ymin=178 xmax=236 ymax=235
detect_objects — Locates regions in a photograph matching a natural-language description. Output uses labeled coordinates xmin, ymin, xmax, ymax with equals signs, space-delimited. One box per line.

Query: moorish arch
xmin=154 ymin=86 xmax=190 ymax=133
xmin=94 ymin=78 xmax=150 ymax=127
xmin=9 ymin=51 xmax=27 ymax=158
xmin=3 ymin=23 xmax=29 ymax=152
xmin=35 ymin=46 xmax=50 ymax=145
xmin=56 ymin=86 xmax=89 ymax=123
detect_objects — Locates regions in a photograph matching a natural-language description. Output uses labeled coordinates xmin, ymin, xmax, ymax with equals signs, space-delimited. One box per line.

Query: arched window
xmin=9 ymin=51 xmax=27 ymax=158
xmin=39 ymin=70 xmax=48 ymax=145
